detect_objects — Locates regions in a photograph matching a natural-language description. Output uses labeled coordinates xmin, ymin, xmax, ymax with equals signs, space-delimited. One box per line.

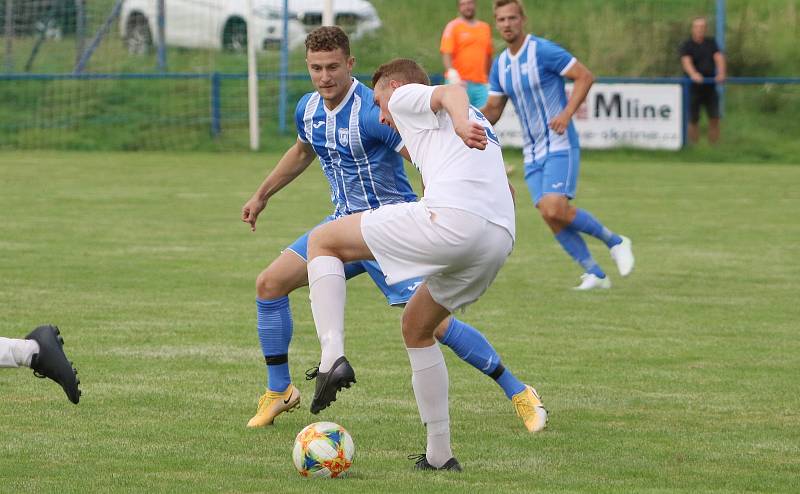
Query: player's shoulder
xmin=295 ymin=91 xmax=320 ymax=114
xmin=442 ymin=18 xmax=463 ymax=35
xmin=532 ymin=34 xmax=558 ymax=48
xmin=353 ymin=79 xmax=374 ymax=101
xmin=390 ymin=83 xmax=431 ymax=105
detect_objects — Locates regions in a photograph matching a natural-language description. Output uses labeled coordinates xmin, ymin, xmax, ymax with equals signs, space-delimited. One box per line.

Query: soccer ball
xmin=292 ymin=422 xmax=355 ymax=478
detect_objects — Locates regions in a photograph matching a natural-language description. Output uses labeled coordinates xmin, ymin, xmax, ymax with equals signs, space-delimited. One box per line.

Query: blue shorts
xmin=286 ymin=215 xmax=421 ymax=306
xmin=466 ymin=82 xmax=489 ymax=108
xmin=524 ymin=148 xmax=580 ymax=206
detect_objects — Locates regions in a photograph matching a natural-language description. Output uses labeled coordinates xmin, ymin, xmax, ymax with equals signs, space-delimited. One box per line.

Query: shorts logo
xmin=551 ymin=182 xmax=564 ymax=189
xmin=406 ymin=281 xmax=422 ymax=292
xmin=338 ymin=128 xmax=349 ymax=146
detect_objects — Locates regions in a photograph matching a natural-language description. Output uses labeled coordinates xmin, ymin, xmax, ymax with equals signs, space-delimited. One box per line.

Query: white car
xmin=271 ymin=0 xmax=382 ymax=41
xmin=120 ymin=0 xmax=381 ymax=54
xmin=119 ymin=0 xmax=305 ymax=54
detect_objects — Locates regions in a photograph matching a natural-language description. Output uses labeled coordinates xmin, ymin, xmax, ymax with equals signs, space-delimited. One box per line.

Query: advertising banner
xmin=493 ymin=83 xmax=684 ymax=150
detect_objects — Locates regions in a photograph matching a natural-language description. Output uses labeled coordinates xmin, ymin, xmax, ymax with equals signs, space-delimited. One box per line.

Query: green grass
xmin=1 ymin=151 xmax=799 ymax=492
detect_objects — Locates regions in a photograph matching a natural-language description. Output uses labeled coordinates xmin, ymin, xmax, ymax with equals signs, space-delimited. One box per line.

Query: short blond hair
xmin=493 ymin=0 xmax=526 ymax=17
xmin=372 ymin=58 xmax=431 ymax=87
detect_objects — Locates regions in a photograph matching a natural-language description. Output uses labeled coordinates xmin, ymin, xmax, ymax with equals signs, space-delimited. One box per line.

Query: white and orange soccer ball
xmin=292 ymin=422 xmax=355 ymax=478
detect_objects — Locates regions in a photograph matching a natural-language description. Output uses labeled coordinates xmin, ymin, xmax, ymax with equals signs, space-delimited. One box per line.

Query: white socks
xmin=308 ymin=256 xmax=347 ymax=373
xmin=0 ymin=337 xmax=39 ymax=368
xmin=407 ymin=343 xmax=452 ymax=468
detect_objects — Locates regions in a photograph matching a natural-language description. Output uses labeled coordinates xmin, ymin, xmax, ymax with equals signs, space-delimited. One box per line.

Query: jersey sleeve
xmin=489 ymin=56 xmax=504 ymax=96
xmin=295 ymin=94 xmax=311 ymax=143
xmin=539 ymin=38 xmax=576 ymax=76
xmin=388 ymin=84 xmax=439 ymax=132
xmin=709 ymin=38 xmax=721 ymax=54
xmin=678 ymin=40 xmax=688 ymax=58
xmin=440 ymin=20 xmax=456 ymax=54
xmin=364 ymin=104 xmax=404 ymax=152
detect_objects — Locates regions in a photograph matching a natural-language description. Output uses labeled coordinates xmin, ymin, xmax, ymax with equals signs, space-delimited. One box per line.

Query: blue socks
xmin=439 ymin=318 xmax=526 ymax=399
xmin=256 ymin=296 xmax=293 ymax=392
xmin=570 ymin=209 xmax=622 ymax=248
xmin=555 ymin=228 xmax=606 ymax=278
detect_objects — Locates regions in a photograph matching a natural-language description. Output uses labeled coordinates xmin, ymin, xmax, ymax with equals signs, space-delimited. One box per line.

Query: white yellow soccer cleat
xmin=512 ymin=385 xmax=548 ymax=433
xmin=246 ymin=384 xmax=301 ymax=428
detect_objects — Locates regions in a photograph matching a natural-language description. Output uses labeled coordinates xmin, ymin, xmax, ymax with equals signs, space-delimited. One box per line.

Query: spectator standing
xmin=440 ymin=0 xmax=493 ymax=108
xmin=680 ymin=16 xmax=727 ymax=144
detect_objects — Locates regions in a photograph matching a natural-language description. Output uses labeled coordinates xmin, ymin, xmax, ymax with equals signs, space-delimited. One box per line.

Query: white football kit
xmin=360 ymin=83 xmax=515 ymax=311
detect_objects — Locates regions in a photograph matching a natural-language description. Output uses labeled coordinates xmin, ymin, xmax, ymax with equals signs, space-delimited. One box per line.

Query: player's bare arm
xmin=713 ymin=51 xmax=727 ymax=83
xmin=241 ymin=139 xmax=316 ymax=231
xmin=549 ymin=60 xmax=594 ymax=135
xmin=681 ymin=55 xmax=704 ymax=83
xmin=480 ymin=94 xmax=508 ymax=125
xmin=430 ymin=85 xmax=487 ymax=150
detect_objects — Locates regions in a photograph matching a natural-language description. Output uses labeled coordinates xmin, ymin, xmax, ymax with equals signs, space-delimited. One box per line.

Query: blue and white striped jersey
xmin=295 ymin=79 xmax=417 ymax=217
xmin=489 ymin=34 xmax=579 ymax=163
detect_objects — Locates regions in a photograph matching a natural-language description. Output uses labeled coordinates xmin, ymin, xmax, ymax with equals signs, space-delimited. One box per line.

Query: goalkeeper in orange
xmin=440 ymin=0 xmax=493 ymax=107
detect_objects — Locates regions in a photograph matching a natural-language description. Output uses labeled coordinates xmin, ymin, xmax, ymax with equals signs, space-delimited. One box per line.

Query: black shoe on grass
xmin=306 ymin=356 xmax=355 ymax=414
xmin=25 ymin=325 xmax=81 ymax=404
xmin=408 ymin=454 xmax=463 ymax=472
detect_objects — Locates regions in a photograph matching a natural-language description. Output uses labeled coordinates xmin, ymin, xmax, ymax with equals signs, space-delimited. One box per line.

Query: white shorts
xmin=360 ymin=201 xmax=513 ymax=312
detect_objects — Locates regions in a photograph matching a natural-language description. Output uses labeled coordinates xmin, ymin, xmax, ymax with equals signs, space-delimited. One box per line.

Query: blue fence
xmin=1 ymin=72 xmax=798 ymax=149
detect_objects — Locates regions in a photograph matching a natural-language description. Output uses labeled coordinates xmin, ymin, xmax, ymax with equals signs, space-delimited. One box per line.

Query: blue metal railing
xmin=1 ymin=73 xmax=798 ymax=142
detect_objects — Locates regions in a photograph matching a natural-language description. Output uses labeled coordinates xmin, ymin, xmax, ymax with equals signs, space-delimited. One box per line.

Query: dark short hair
xmin=493 ymin=0 xmax=526 ymax=17
xmin=305 ymin=26 xmax=350 ymax=56
xmin=372 ymin=58 xmax=431 ymax=87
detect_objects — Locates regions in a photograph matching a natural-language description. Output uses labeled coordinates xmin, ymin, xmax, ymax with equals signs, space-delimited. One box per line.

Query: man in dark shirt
xmin=680 ymin=16 xmax=727 ymax=144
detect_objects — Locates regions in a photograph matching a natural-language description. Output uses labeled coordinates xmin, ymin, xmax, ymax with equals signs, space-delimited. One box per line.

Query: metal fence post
xmin=278 ymin=0 xmax=289 ymax=134
xmin=681 ymin=79 xmax=690 ymax=148
xmin=156 ymin=0 xmax=166 ymax=71
xmin=4 ymin=0 xmax=13 ymax=73
xmin=75 ymin=0 xmax=85 ymax=68
xmin=210 ymin=72 xmax=222 ymax=137
xmin=74 ymin=0 xmax=124 ymax=74
xmin=716 ymin=0 xmax=726 ymax=117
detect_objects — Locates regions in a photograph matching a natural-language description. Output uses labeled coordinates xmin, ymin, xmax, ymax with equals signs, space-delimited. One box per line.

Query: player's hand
xmin=455 ymin=120 xmax=488 ymax=150
xmin=548 ymin=111 xmax=571 ymax=135
xmin=241 ymin=197 xmax=267 ymax=232
xmin=445 ymin=68 xmax=462 ymax=85
xmin=691 ymin=73 xmax=704 ymax=84
xmin=715 ymin=74 xmax=726 ymax=84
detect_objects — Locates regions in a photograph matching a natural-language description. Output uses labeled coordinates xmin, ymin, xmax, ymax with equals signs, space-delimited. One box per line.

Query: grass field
xmin=1 ymin=151 xmax=799 ymax=492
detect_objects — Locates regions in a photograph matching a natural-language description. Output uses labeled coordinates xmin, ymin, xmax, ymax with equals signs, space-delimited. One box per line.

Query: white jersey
xmin=387 ymin=83 xmax=515 ymax=240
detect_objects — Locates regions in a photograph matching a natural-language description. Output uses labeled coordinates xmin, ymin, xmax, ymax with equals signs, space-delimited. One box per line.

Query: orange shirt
xmin=440 ymin=18 xmax=493 ymax=84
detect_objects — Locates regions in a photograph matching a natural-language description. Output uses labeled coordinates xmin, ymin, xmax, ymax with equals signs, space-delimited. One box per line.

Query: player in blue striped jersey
xmin=482 ymin=0 xmax=635 ymax=290
xmin=240 ymin=26 xmax=541 ymax=431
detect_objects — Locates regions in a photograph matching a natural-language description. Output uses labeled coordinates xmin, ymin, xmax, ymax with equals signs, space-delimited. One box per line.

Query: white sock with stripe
xmin=407 ymin=343 xmax=452 ymax=468
xmin=307 ymin=256 xmax=347 ymax=373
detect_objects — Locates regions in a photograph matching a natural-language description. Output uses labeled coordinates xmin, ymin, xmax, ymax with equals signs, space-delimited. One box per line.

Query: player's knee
xmin=539 ymin=203 xmax=564 ymax=224
xmin=401 ymin=312 xmax=423 ymax=341
xmin=256 ymin=270 xmax=290 ymax=299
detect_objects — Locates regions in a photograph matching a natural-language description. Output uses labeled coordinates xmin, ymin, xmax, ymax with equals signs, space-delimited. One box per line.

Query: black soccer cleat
xmin=408 ymin=454 xmax=463 ymax=472
xmin=306 ymin=356 xmax=356 ymax=414
xmin=25 ymin=325 xmax=81 ymax=404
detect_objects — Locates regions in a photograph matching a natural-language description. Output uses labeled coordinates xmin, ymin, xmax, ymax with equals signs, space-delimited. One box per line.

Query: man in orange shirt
xmin=440 ymin=0 xmax=493 ymax=107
